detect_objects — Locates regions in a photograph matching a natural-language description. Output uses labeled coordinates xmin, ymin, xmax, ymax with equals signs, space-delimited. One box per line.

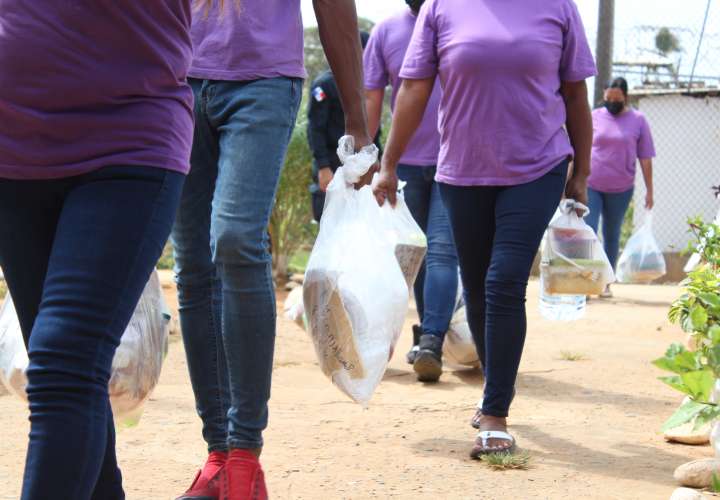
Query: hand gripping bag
xmin=303 ymin=136 xmax=409 ymax=405
xmin=0 ymin=270 xmax=170 ymax=427
xmin=616 ymin=211 xmax=666 ymax=283
xmin=541 ymin=200 xmax=615 ymax=296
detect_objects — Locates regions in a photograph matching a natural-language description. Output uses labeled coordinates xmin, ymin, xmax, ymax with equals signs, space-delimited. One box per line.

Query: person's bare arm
xmin=639 ymin=158 xmax=654 ymax=209
xmin=313 ymin=0 xmax=375 ymax=185
xmin=560 ymin=80 xmax=593 ymax=207
xmin=366 ymin=88 xmax=385 ymax=140
xmin=373 ymin=78 xmax=434 ymax=206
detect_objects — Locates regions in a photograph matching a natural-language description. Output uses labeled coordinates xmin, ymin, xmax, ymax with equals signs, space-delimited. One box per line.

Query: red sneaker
xmin=219 ymin=449 xmax=268 ymax=500
xmin=176 ymin=451 xmax=228 ymax=500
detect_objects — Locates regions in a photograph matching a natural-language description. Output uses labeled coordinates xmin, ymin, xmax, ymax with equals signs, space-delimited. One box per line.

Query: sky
xmin=300 ymin=0 xmax=719 ymax=83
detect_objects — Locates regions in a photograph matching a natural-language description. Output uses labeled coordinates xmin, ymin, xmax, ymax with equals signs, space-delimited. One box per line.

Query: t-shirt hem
xmin=188 ymin=66 xmax=307 ymax=81
xmin=399 ymin=67 xmax=437 ymax=80
xmin=0 ymin=157 xmax=189 ymax=180
xmin=398 ymin=158 xmax=439 ymax=167
xmin=561 ymin=68 xmax=598 ymax=82
xmin=587 ymin=182 xmax=635 ymax=194
xmin=435 ymin=160 xmax=565 ymax=187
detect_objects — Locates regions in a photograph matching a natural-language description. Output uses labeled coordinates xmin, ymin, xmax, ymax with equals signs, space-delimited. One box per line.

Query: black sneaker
xmin=406 ymin=325 xmax=423 ymax=364
xmin=413 ymin=334 xmax=443 ymax=382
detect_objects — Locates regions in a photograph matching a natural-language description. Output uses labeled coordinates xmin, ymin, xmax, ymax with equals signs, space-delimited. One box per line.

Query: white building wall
xmin=634 ymin=94 xmax=720 ymax=252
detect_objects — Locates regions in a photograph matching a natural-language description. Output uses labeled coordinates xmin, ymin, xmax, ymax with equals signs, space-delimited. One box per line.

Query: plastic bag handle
xmin=335 ymin=136 xmax=379 ymax=185
xmin=560 ymin=199 xmax=589 ymax=217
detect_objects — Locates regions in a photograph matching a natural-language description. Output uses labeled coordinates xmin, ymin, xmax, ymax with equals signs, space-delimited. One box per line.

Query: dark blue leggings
xmin=0 ymin=166 xmax=184 ymax=500
xmin=439 ymin=162 xmax=567 ymax=417
xmin=586 ymin=187 xmax=634 ymax=270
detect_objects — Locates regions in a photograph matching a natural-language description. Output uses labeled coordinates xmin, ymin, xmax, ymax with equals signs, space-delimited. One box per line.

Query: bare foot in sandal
xmin=470 ymin=414 xmax=516 ymax=458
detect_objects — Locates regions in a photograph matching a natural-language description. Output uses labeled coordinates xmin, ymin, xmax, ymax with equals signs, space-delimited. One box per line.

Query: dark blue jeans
xmin=586 ymin=187 xmax=634 ymax=270
xmin=439 ymin=161 xmax=567 ymax=417
xmin=171 ymin=77 xmax=302 ymax=452
xmin=397 ymin=165 xmax=458 ymax=339
xmin=0 ymin=166 xmax=184 ymax=500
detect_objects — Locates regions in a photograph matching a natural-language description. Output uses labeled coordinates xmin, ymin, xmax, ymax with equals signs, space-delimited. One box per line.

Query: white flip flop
xmin=472 ymin=430 xmax=516 ymax=457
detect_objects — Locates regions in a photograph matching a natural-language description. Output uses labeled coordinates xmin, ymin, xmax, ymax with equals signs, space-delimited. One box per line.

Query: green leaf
xmin=658 ymin=375 xmax=693 ymax=395
xmin=699 ymin=293 xmax=720 ymax=309
xmin=680 ymin=369 xmax=715 ymax=401
xmin=662 ymin=400 xmax=707 ymax=432
xmin=712 ymin=472 xmax=720 ymax=493
xmin=693 ymin=406 xmax=720 ymax=431
xmin=690 ymin=305 xmax=709 ymax=330
xmin=652 ymin=347 xmax=700 ymax=374
xmin=710 ymin=325 xmax=720 ymax=345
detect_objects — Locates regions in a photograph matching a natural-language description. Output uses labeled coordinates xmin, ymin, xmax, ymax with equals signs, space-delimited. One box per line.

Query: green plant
xmin=559 ymin=351 xmax=586 ymax=361
xmin=655 ymin=217 xmax=720 ymax=431
xmin=479 ymin=451 xmax=531 ymax=471
xmin=0 ymin=279 xmax=6 ymax=301
xmin=157 ymin=242 xmax=175 ymax=271
xmin=712 ymin=472 xmax=720 ymax=493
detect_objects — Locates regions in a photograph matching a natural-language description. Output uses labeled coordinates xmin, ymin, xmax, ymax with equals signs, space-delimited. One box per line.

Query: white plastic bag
xmin=541 ymin=200 xmax=615 ymax=296
xmin=443 ymin=298 xmax=481 ymax=368
xmin=283 ymin=286 xmax=307 ymax=330
xmin=616 ymin=212 xmax=666 ymax=283
xmin=303 ymin=136 xmax=409 ymax=405
xmin=0 ymin=270 xmax=170 ymax=427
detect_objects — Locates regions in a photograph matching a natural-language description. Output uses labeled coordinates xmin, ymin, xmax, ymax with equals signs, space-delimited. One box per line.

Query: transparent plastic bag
xmin=378 ymin=189 xmax=427 ymax=290
xmin=616 ymin=212 xmax=666 ymax=283
xmin=0 ymin=270 xmax=170 ymax=427
xmin=303 ymin=136 xmax=409 ymax=405
xmin=541 ymin=200 xmax=615 ymax=296
xmin=283 ymin=286 xmax=307 ymax=331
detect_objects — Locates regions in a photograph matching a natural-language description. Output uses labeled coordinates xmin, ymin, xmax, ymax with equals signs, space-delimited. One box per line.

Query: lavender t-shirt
xmin=588 ymin=107 xmax=656 ymax=193
xmin=400 ymin=0 xmax=597 ymax=186
xmin=0 ymin=0 xmax=195 ymax=180
xmin=364 ymin=9 xmax=441 ymax=167
xmin=190 ymin=0 xmax=306 ymax=81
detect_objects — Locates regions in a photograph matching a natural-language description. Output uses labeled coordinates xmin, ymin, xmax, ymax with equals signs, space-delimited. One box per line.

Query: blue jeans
xmin=586 ymin=187 xmax=634 ymax=270
xmin=439 ymin=161 xmax=567 ymax=417
xmin=397 ymin=165 xmax=458 ymax=339
xmin=0 ymin=166 xmax=184 ymax=500
xmin=171 ymin=77 xmax=302 ymax=451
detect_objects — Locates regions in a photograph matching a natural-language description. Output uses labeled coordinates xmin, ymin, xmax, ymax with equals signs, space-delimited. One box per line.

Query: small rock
xmin=670 ymin=487 xmax=707 ymax=500
xmin=665 ymin=421 xmax=712 ymax=445
xmin=674 ymin=458 xmax=720 ymax=488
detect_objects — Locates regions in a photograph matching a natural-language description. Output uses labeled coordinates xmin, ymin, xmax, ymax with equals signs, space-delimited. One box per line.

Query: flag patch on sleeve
xmin=313 ymin=87 xmax=327 ymax=102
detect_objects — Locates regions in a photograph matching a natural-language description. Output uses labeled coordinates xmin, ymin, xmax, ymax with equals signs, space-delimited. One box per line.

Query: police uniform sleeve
xmin=306 ymin=79 xmax=334 ymax=176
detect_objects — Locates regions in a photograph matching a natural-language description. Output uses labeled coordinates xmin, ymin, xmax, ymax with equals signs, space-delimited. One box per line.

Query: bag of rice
xmin=303 ymin=136 xmax=409 ymax=405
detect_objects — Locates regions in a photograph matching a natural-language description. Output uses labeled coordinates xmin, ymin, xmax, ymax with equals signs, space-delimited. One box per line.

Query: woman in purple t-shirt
xmin=374 ymin=0 xmax=596 ymax=456
xmin=0 ymin=1 xmax=207 ymax=498
xmin=587 ymin=77 xmax=656 ymax=297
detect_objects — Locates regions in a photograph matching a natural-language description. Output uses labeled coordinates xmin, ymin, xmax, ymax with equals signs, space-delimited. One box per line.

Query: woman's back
xmin=0 ymin=0 xmax=195 ymax=179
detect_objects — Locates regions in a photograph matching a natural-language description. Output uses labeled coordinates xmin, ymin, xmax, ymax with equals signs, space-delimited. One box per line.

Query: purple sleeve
xmin=637 ymin=114 xmax=656 ymax=159
xmin=363 ymin=25 xmax=389 ymax=90
xmin=399 ymin=0 xmax=439 ymax=80
xmin=560 ymin=0 xmax=597 ymax=82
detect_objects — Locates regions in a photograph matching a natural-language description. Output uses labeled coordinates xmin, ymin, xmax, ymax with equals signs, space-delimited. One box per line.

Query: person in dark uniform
xmin=307 ymin=31 xmax=382 ymax=222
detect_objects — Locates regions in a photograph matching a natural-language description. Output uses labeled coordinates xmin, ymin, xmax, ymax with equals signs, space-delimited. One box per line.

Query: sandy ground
xmin=0 ymin=274 xmax=712 ymax=500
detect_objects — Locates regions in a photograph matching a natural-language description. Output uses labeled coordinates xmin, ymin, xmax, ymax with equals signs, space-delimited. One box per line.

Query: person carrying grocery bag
xmin=586 ymin=77 xmax=657 ymax=297
xmin=373 ymin=0 xmax=596 ymax=457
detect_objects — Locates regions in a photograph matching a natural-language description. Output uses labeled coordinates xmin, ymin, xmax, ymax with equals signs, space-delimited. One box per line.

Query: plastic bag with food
xmin=0 ymin=270 xmax=170 ymax=427
xmin=541 ymin=200 xmax=614 ymax=296
xmin=303 ymin=136 xmax=409 ymax=405
xmin=616 ymin=211 xmax=666 ymax=283
xmin=443 ymin=293 xmax=481 ymax=368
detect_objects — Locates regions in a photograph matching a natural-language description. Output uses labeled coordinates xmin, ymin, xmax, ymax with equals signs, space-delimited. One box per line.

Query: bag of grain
xmin=303 ymin=136 xmax=409 ymax=405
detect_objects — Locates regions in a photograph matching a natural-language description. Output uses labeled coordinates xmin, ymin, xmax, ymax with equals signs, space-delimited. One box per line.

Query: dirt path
xmin=0 ymin=276 xmax=709 ymax=499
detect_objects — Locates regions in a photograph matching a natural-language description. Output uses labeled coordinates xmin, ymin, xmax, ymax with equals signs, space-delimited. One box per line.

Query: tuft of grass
xmin=559 ymin=351 xmax=586 ymax=361
xmin=479 ymin=451 xmax=531 ymax=470
xmin=0 ymin=279 xmax=6 ymax=300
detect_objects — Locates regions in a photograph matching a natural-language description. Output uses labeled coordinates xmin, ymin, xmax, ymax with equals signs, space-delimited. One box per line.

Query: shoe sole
xmin=414 ymin=351 xmax=442 ymax=382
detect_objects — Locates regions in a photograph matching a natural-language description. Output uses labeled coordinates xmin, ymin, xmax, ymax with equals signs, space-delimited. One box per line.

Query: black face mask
xmin=406 ymin=0 xmax=425 ymax=13
xmin=604 ymin=101 xmax=624 ymax=115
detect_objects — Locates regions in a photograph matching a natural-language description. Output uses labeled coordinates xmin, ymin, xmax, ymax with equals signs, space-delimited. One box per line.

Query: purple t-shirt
xmin=364 ymin=9 xmax=441 ymax=167
xmin=0 ymin=1 xmax=195 ymax=180
xmin=190 ymin=0 xmax=306 ymax=81
xmin=400 ymin=0 xmax=597 ymax=186
xmin=588 ymin=107 xmax=656 ymax=193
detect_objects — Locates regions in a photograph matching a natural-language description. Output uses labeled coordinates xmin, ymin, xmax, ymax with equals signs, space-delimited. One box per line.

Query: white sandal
xmin=471 ymin=430 xmax=516 ymax=457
